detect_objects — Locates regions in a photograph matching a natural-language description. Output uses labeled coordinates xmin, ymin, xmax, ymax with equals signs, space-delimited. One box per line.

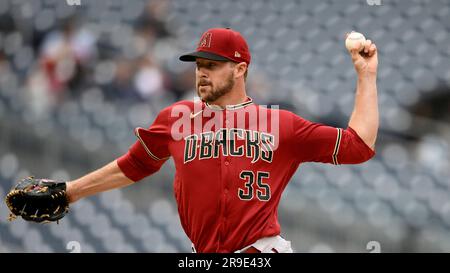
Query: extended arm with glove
xmin=4 ymin=160 xmax=133 ymax=223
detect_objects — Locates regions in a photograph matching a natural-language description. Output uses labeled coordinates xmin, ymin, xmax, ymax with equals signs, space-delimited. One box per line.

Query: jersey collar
xmin=205 ymin=97 xmax=254 ymax=111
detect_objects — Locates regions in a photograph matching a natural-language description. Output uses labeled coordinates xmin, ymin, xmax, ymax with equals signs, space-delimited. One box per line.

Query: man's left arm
xmin=347 ymin=37 xmax=379 ymax=150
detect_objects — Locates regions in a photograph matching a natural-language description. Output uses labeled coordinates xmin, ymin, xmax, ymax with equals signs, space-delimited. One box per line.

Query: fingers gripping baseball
xmin=363 ymin=40 xmax=375 ymax=55
xmin=346 ymin=32 xmax=378 ymax=75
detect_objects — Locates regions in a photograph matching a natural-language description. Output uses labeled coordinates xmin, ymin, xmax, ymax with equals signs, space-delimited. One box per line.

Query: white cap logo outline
xmin=198 ymin=32 xmax=212 ymax=48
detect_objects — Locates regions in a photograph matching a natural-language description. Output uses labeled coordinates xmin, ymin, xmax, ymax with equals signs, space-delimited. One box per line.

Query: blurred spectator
xmin=0 ymin=11 xmax=15 ymax=35
xmin=167 ymin=66 xmax=195 ymax=101
xmin=104 ymin=58 xmax=140 ymax=102
xmin=135 ymin=0 xmax=172 ymax=39
xmin=0 ymin=51 xmax=8 ymax=74
xmin=133 ymin=54 xmax=166 ymax=100
xmin=26 ymin=63 xmax=54 ymax=118
xmin=38 ymin=18 xmax=97 ymax=97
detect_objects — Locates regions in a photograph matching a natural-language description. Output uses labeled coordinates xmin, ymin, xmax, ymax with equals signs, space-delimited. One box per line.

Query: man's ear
xmin=234 ymin=62 xmax=248 ymax=78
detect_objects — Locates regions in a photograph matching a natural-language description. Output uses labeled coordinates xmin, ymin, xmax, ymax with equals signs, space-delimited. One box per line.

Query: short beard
xmin=197 ymin=73 xmax=235 ymax=103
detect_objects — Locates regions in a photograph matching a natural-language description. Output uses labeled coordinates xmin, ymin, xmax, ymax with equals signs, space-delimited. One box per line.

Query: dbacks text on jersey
xmin=184 ymin=128 xmax=275 ymax=164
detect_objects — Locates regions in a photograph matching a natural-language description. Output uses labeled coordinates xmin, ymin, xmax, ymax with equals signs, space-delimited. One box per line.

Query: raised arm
xmin=66 ymin=160 xmax=134 ymax=203
xmin=347 ymin=37 xmax=379 ymax=150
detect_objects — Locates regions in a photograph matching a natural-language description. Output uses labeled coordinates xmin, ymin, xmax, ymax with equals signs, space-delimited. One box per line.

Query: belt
xmin=242 ymin=246 xmax=261 ymax=253
xmin=242 ymin=246 xmax=279 ymax=253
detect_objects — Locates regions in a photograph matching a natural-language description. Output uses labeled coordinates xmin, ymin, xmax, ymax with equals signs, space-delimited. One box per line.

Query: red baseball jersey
xmin=117 ymin=98 xmax=375 ymax=253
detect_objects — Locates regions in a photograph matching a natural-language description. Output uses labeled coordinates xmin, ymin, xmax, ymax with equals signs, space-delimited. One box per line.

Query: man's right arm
xmin=66 ymin=160 xmax=134 ymax=203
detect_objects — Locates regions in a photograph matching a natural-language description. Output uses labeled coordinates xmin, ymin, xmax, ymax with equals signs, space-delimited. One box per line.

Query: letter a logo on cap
xmin=198 ymin=32 xmax=212 ymax=48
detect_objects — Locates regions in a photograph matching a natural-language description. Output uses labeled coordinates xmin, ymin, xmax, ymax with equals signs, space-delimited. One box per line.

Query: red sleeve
xmin=117 ymin=107 xmax=171 ymax=182
xmin=292 ymin=114 xmax=375 ymax=164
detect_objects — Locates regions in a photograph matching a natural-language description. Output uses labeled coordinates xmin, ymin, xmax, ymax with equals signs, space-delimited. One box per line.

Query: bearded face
xmin=195 ymin=59 xmax=236 ymax=103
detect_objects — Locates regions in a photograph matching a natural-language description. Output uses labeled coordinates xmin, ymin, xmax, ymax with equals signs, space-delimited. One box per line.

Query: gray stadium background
xmin=0 ymin=0 xmax=449 ymax=252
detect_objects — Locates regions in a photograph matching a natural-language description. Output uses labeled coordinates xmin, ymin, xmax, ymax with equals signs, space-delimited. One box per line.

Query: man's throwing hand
xmin=346 ymin=32 xmax=378 ymax=76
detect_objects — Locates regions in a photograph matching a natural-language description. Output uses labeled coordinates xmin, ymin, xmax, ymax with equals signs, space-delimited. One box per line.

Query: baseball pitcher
xmin=5 ymin=28 xmax=378 ymax=253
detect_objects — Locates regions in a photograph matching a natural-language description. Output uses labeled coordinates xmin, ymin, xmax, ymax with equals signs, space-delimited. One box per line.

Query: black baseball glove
xmin=4 ymin=177 xmax=69 ymax=223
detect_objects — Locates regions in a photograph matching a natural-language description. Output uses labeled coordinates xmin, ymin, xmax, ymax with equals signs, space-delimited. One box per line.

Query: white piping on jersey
xmin=332 ymin=128 xmax=342 ymax=165
xmin=134 ymin=127 xmax=170 ymax=161
xmin=205 ymin=97 xmax=254 ymax=111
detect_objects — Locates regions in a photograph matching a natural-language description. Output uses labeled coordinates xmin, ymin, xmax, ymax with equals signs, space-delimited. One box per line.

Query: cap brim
xmin=179 ymin=51 xmax=230 ymax=62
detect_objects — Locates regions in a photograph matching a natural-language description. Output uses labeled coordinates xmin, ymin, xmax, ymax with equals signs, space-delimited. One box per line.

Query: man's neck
xmin=208 ymin=87 xmax=247 ymax=109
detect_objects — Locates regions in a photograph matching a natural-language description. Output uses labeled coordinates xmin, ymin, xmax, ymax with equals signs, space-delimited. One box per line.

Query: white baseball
xmin=345 ymin=32 xmax=366 ymax=52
